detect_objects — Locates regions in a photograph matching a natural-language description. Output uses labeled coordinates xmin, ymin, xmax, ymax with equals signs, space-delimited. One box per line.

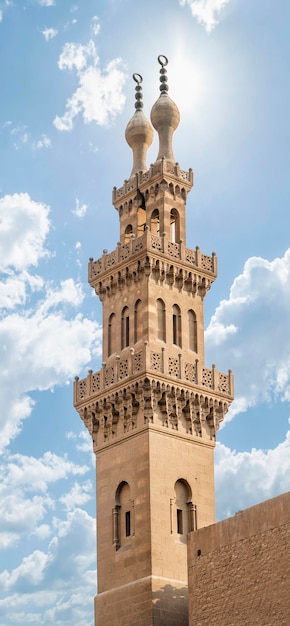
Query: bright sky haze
xmin=0 ymin=0 xmax=290 ymax=624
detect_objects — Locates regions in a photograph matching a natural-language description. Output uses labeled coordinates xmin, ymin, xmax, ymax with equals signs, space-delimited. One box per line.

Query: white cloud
xmin=57 ymin=40 xmax=95 ymax=72
xmin=32 ymin=133 xmax=52 ymax=149
xmin=0 ymin=307 xmax=101 ymax=449
xmin=180 ymin=0 xmax=231 ymax=32
xmin=54 ymin=39 xmax=126 ymax=131
xmin=0 ymin=508 xmax=95 ymax=594
xmin=0 ymin=193 xmax=50 ymax=271
xmin=206 ymin=248 xmax=290 ymax=424
xmin=4 ymin=451 xmax=88 ymax=492
xmin=42 ymin=27 xmax=57 ymax=41
xmin=0 ymin=9 xmax=3 ymax=22
xmin=10 ymin=125 xmax=29 ymax=149
xmin=36 ymin=0 xmax=55 ymax=6
xmin=0 ymin=452 xmax=89 ymax=548
xmin=59 ymin=480 xmax=92 ymax=510
xmin=91 ymin=16 xmax=100 ymax=36
xmin=0 ymin=274 xmax=33 ymax=310
xmin=73 ymin=198 xmax=88 ymax=218
xmin=0 ymin=192 xmax=102 ymax=450
xmin=215 ymin=429 xmax=290 ymax=519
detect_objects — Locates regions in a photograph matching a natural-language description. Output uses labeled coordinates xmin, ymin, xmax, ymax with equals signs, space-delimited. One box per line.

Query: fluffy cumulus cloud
xmin=0 ymin=508 xmax=96 ymax=625
xmin=215 ymin=430 xmax=290 ymax=519
xmin=206 ymin=248 xmax=290 ymax=424
xmin=0 ymin=193 xmax=102 ymax=451
xmin=54 ymin=39 xmax=126 ymax=131
xmin=0 ymin=193 xmax=50 ymax=271
xmin=205 ymin=248 xmax=290 ymax=516
xmin=179 ymin=0 xmax=231 ymax=32
xmin=0 ymin=452 xmax=89 ymax=549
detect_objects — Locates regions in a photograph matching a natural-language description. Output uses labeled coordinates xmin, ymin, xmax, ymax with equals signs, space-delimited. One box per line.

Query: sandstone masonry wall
xmin=188 ymin=491 xmax=290 ymax=626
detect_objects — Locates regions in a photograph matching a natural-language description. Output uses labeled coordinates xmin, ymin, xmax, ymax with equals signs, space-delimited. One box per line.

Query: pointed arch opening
xmin=151 ymin=209 xmax=160 ymax=235
xmin=174 ymin=479 xmax=196 ymax=542
xmin=121 ymin=306 xmax=130 ymax=349
xmin=108 ymin=312 xmax=117 ymax=356
xmin=188 ymin=309 xmax=197 ymax=352
xmin=170 ymin=209 xmax=180 ymax=243
xmin=157 ymin=298 xmax=166 ymax=342
xmin=125 ymin=224 xmax=133 ymax=243
xmin=134 ymin=299 xmax=142 ymax=343
xmin=113 ymin=481 xmax=133 ymax=550
xmin=172 ymin=304 xmax=181 ymax=347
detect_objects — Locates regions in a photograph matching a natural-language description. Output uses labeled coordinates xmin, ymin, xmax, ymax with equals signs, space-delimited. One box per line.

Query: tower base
xmin=95 ymin=576 xmax=188 ymax=626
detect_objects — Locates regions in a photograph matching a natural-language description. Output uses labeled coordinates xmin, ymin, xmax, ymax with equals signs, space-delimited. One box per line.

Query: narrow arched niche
xmin=174 ymin=479 xmax=196 ymax=542
xmin=113 ymin=481 xmax=133 ymax=550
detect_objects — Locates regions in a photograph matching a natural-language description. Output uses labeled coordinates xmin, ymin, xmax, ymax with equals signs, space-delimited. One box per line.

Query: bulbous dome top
xmin=125 ymin=109 xmax=153 ymax=151
xmin=150 ymin=92 xmax=180 ymax=136
xmin=150 ymin=55 xmax=180 ymax=163
xmin=125 ymin=74 xmax=153 ymax=178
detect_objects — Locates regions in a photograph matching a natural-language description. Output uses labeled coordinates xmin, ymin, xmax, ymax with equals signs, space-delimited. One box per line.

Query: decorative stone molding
xmin=76 ymin=377 xmax=231 ymax=453
xmin=89 ymin=238 xmax=216 ymax=285
xmin=74 ymin=349 xmax=233 ymax=406
xmin=112 ymin=161 xmax=193 ymax=206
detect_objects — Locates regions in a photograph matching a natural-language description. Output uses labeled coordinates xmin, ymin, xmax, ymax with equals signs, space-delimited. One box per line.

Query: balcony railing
xmin=74 ymin=345 xmax=233 ymax=405
xmin=89 ymin=230 xmax=217 ymax=281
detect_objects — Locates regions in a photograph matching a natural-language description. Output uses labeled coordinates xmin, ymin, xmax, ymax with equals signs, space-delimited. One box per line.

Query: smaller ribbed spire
xmin=150 ymin=55 xmax=180 ymax=163
xmin=125 ymin=73 xmax=154 ymax=178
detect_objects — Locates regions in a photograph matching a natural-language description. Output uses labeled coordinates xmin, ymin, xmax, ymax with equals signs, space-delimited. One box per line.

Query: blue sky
xmin=0 ymin=0 xmax=290 ymax=623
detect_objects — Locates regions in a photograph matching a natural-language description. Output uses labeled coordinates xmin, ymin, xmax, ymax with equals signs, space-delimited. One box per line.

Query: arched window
xmin=134 ymin=299 xmax=142 ymax=343
xmin=125 ymin=224 xmax=133 ymax=243
xmin=121 ymin=306 xmax=130 ymax=349
xmin=170 ymin=209 xmax=180 ymax=243
xmin=108 ymin=312 xmax=116 ymax=356
xmin=113 ymin=481 xmax=133 ymax=550
xmin=137 ymin=207 xmax=146 ymax=237
xmin=157 ymin=298 xmax=166 ymax=342
xmin=151 ymin=209 xmax=160 ymax=235
xmin=172 ymin=304 xmax=181 ymax=347
xmin=174 ymin=479 xmax=196 ymax=541
xmin=188 ymin=309 xmax=197 ymax=352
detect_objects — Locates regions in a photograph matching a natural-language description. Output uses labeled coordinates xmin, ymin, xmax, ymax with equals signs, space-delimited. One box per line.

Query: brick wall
xmin=188 ymin=492 xmax=290 ymax=626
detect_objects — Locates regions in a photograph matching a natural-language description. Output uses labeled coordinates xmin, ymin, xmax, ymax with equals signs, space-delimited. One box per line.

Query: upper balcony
xmin=74 ymin=343 xmax=234 ymax=408
xmin=89 ymin=229 xmax=217 ymax=283
xmin=112 ymin=160 xmax=193 ymax=206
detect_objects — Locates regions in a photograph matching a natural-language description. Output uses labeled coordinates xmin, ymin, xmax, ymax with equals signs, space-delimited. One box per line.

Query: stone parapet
xmin=112 ymin=160 xmax=193 ymax=206
xmin=74 ymin=346 xmax=233 ymax=406
xmin=74 ymin=369 xmax=233 ymax=453
xmin=89 ymin=232 xmax=216 ymax=290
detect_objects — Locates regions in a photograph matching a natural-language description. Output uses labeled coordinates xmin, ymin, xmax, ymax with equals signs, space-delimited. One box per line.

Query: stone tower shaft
xmin=74 ymin=60 xmax=234 ymax=626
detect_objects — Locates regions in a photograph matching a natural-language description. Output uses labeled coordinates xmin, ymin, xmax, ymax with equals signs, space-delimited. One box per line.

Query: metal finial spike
xmin=133 ymin=73 xmax=144 ymax=110
xmin=157 ymin=55 xmax=169 ymax=94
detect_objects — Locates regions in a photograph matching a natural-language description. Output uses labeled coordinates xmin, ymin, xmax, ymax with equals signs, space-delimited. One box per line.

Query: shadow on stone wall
xmin=152 ymin=584 xmax=189 ymax=626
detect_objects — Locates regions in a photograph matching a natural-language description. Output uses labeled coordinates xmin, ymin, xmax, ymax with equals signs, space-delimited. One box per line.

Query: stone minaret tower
xmin=74 ymin=57 xmax=233 ymax=626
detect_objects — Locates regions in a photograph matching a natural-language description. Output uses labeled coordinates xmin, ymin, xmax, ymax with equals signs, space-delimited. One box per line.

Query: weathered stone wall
xmin=188 ymin=491 xmax=290 ymax=626
xmin=95 ymin=576 xmax=188 ymax=626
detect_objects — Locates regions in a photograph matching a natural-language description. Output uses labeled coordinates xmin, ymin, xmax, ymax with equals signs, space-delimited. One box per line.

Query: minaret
xmin=74 ymin=57 xmax=233 ymax=626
